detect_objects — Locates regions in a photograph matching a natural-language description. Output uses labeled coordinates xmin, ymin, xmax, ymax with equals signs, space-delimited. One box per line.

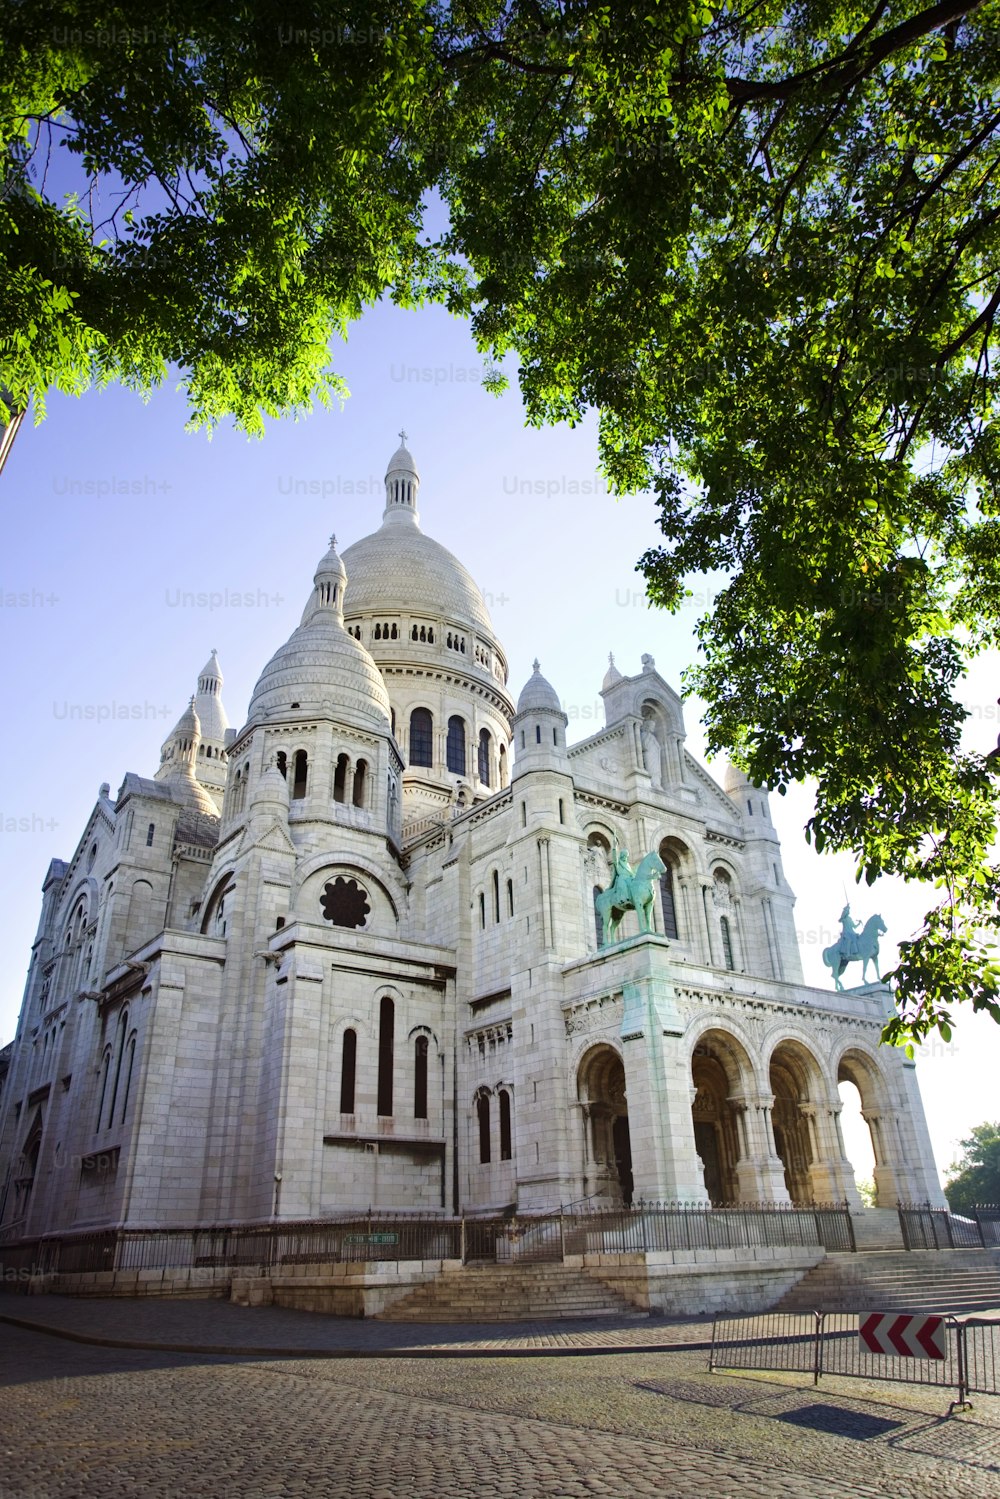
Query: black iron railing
xmin=898 ymin=1203 xmax=1000 ymax=1251
xmin=0 ymin=1201 xmax=855 ymax=1285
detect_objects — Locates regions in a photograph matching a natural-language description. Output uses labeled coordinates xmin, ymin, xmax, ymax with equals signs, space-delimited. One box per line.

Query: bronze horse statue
xmin=823 ymin=913 xmax=887 ymax=991
xmin=595 ymin=850 xmax=667 ymax=945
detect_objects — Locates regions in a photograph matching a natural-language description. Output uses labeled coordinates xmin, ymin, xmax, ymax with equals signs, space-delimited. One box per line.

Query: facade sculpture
xmin=0 ymin=439 xmax=945 ymax=1239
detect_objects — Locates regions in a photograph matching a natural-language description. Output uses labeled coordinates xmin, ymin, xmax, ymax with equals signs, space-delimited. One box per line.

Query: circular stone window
xmin=320 ymin=877 xmax=371 ymax=929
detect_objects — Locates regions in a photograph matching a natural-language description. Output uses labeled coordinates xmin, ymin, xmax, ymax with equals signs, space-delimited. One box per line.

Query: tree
xmin=944 ymin=1122 xmax=1000 ymax=1213
xmin=4 ymin=1 xmax=1000 ymax=1047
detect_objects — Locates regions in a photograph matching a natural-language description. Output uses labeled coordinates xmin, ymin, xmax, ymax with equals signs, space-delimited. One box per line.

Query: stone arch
xmin=293 ymin=851 xmax=403 ymax=926
xmin=200 ymin=870 xmax=236 ymax=936
xmin=689 ymin=1025 xmax=757 ymax=1205
xmin=835 ymin=1044 xmax=902 ymax=1207
xmin=657 ymin=835 xmax=692 ymax=941
xmin=768 ymin=1038 xmax=828 ymax=1205
xmin=576 ymin=1042 xmax=632 ymax=1206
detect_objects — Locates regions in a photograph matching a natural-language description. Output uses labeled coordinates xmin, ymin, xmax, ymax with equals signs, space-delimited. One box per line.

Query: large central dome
xmin=340 ymin=440 xmax=497 ymax=640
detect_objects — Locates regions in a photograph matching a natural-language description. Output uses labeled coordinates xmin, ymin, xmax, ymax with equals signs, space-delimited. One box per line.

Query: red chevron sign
xmin=859 ymin=1313 xmax=947 ymax=1359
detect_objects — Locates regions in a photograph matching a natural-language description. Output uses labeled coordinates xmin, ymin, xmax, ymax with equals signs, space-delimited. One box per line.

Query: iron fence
xmin=898 ymin=1203 xmax=1000 ymax=1250
xmin=0 ymin=1201 xmax=854 ymax=1287
xmin=710 ymin=1311 xmax=1000 ymax=1409
xmin=564 ymin=1201 xmax=854 ymax=1255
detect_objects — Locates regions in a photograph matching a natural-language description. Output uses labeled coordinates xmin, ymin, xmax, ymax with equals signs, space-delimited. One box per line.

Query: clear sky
xmin=2 ymin=293 xmax=996 ymax=1191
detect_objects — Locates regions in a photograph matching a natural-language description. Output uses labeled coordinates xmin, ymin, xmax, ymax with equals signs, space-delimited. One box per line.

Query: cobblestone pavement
xmin=2 ymin=1306 xmax=999 ymax=1498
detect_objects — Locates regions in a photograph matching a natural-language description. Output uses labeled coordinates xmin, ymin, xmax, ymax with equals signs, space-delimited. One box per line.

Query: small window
xmin=558 ymin=798 xmax=564 ymax=824
xmin=334 ymin=753 xmax=348 ymax=803
xmin=492 ymin=870 xmax=500 ymax=924
xmin=747 ymin=799 xmax=754 ymax=817
xmin=535 ymin=724 xmax=541 ymax=744
xmin=352 ymin=759 xmax=367 ymax=808
xmin=447 ymin=716 xmax=466 ymax=775
xmin=478 ymin=728 xmax=492 ymax=787
xmin=499 ymin=1089 xmax=512 ymax=1161
xmin=145 ymin=823 xmax=155 ymax=847
xmin=660 ymin=861 xmax=679 ymax=940
xmin=506 ymin=879 xmax=514 ymax=918
xmin=340 ymin=1028 xmax=357 ymax=1114
xmin=410 ymin=708 xmax=433 ymax=768
xmin=721 ymin=915 xmax=735 ymax=970
xmin=292 ymin=749 xmax=308 ymax=799
xmin=377 ymin=997 xmax=394 ymax=1116
xmin=477 ymin=1094 xmax=491 ymax=1164
xmin=479 ymin=892 xmax=485 ymax=929
xmin=593 ymin=885 xmax=603 ymax=948
xmin=414 ymin=1035 xmax=429 ymax=1120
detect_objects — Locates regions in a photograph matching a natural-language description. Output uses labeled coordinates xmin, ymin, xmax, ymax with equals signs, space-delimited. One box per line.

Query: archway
xmin=577 ymin=1045 xmax=632 ymax=1205
xmin=837 ymin=1050 xmax=898 ymax=1206
xmin=691 ymin=1041 xmax=744 ymax=1204
xmin=769 ymin=1042 xmax=822 ymax=1206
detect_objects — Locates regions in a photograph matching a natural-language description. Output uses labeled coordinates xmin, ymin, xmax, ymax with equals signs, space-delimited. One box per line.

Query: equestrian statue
xmin=595 ymin=844 xmax=667 ymax=945
xmin=822 ymin=905 xmax=887 ymax=991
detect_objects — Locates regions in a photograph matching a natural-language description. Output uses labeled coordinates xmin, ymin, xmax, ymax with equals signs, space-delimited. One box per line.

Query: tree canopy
xmin=4 ymin=1 xmax=1000 ymax=1047
xmin=944 ymin=1121 xmax=1000 ymax=1212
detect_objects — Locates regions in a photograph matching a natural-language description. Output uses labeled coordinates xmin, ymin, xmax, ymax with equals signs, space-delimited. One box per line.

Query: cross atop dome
xmin=398 ymin=428 xmax=408 ymax=445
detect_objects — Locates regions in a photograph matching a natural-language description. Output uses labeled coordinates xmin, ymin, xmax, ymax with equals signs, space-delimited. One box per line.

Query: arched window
xmin=414 ymin=1035 xmax=429 ymax=1119
xmin=477 ymin=1093 xmax=491 ymax=1164
xmin=499 ymin=1089 xmax=512 ymax=1161
xmin=409 ymin=708 xmax=433 ymax=768
xmin=292 ymin=749 xmax=308 ymax=799
xmin=446 ymin=716 xmax=466 ymax=775
xmin=334 ymin=753 xmax=349 ymax=803
xmin=353 ymin=759 xmax=367 ymax=808
xmin=535 ymin=724 xmax=541 ymax=744
xmin=478 ymin=728 xmax=492 ymax=786
xmin=377 ymin=996 xmax=394 ymax=1116
xmin=499 ymin=744 xmax=508 ymax=788
xmin=506 ymin=878 xmax=514 ymax=918
xmin=660 ymin=861 xmax=679 ymax=940
xmin=276 ymin=751 xmax=287 ymax=779
xmin=120 ymin=1034 xmax=136 ymax=1124
xmin=720 ymin=915 xmax=736 ymax=970
xmin=340 ymin=1028 xmax=357 ymax=1113
xmin=478 ymin=892 xmax=485 ymax=929
xmin=95 ymin=1048 xmax=112 ymax=1131
xmin=145 ymin=822 xmax=155 ymax=847
xmin=106 ymin=1009 xmax=129 ymax=1129
xmin=492 ymin=870 xmax=500 ymax=923
xmin=593 ymin=886 xmax=604 ymax=948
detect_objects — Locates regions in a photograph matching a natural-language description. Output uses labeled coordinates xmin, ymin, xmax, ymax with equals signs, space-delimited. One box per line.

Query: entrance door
xmin=694 ymin=1121 xmax=722 ymax=1205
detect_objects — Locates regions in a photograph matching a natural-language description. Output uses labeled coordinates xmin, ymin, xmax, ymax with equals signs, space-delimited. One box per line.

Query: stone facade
xmin=0 ymin=440 xmax=945 ymax=1240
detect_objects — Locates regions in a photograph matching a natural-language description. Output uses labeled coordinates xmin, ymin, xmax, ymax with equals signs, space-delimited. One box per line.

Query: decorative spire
xmin=601 ymin=652 xmax=623 ymax=692
xmin=383 ymin=435 xmax=420 ymax=526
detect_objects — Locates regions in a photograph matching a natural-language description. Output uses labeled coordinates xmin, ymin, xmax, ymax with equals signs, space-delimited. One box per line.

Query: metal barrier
xmin=710 ymin=1311 xmax=1000 ymax=1409
xmin=898 ymin=1203 xmax=1000 ymax=1250
xmin=0 ymin=1201 xmax=854 ymax=1287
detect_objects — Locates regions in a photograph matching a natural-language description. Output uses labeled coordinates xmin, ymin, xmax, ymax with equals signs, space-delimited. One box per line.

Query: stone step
xmin=377 ymin=1263 xmax=643 ymax=1322
xmin=773 ymin=1249 xmax=1000 ymax=1313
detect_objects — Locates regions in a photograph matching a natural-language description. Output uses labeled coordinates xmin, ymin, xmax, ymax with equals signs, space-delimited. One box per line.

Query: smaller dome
xmin=516 ymin=659 xmax=562 ymax=715
xmin=198 ymin=649 xmax=223 ymax=691
xmin=172 ymin=696 xmax=200 ymax=740
xmin=386 ymin=438 xmax=419 ymax=480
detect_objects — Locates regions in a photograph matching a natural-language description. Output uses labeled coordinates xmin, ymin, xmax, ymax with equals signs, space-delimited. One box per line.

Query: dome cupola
xmin=383 ymin=431 xmax=420 ymax=526
xmin=247 ymin=533 xmax=391 ymax=726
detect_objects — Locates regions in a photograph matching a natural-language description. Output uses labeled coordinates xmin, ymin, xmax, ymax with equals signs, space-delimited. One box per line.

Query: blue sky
xmin=2 ymin=292 xmax=997 ymax=1184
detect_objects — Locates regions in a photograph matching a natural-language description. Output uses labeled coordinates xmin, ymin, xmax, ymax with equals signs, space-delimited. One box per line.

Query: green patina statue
xmin=596 ymin=844 xmax=667 ymax=945
xmin=822 ymin=905 xmax=887 ymax=990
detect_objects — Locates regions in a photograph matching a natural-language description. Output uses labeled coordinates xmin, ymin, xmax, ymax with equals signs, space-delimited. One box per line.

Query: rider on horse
xmin=609 ymin=845 xmax=635 ymax=908
xmin=839 ymin=905 xmax=860 ymax=961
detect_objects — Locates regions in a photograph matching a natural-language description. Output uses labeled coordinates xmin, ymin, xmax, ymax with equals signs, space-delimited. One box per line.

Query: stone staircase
xmin=773 ymin=1248 xmax=1000 ymax=1315
xmin=375 ymin=1262 xmax=647 ymax=1322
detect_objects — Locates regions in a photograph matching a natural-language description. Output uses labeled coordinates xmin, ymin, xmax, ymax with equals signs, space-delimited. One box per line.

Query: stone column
xmin=731 ymin=1091 xmax=791 ymax=1203
xmin=620 ymin=977 xmax=709 ymax=1203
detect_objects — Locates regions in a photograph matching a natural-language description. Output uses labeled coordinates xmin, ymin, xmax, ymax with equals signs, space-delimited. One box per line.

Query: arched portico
xmin=691 ymin=1027 xmax=789 ymax=1204
xmin=577 ymin=1044 xmax=632 ymax=1206
xmin=837 ymin=1048 xmax=911 ymax=1205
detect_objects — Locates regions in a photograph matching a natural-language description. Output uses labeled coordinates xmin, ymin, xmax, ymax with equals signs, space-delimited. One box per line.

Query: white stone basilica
xmin=0 ymin=439 xmax=945 ymax=1239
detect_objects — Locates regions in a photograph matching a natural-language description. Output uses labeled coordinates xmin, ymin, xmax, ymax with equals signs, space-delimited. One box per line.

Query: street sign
xmin=344 ymin=1232 xmax=399 ymax=1246
xmin=859 ymin=1312 xmax=947 ymax=1360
